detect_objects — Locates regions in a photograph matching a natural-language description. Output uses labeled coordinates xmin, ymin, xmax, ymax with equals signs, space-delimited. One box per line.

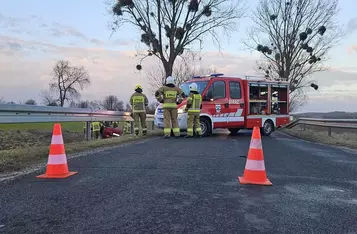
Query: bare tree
xmin=89 ymin=100 xmax=104 ymax=110
xmin=0 ymin=97 xmax=6 ymax=104
xmin=79 ymin=101 xmax=89 ymax=109
xmin=69 ymin=100 xmax=90 ymax=108
xmin=70 ymin=100 xmax=104 ymax=110
xmin=146 ymin=101 xmax=158 ymax=114
xmin=24 ymin=99 xmax=37 ymax=105
xmin=102 ymin=95 xmax=124 ymax=111
xmin=108 ymin=0 xmax=245 ymax=77
xmin=69 ymin=101 xmax=79 ymax=108
xmin=147 ymin=51 xmax=218 ymax=93
xmin=39 ymin=90 xmax=58 ymax=106
xmin=289 ymin=88 xmax=307 ymax=112
xmin=49 ymin=60 xmax=91 ymax=107
xmin=125 ymin=103 xmax=132 ymax=112
xmin=246 ymin=0 xmax=341 ymax=111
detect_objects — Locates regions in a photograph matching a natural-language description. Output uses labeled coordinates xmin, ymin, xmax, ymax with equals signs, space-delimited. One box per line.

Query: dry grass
xmin=0 ymin=130 xmax=161 ymax=173
xmin=280 ymin=125 xmax=357 ymax=149
xmin=0 ymin=121 xmax=155 ymax=150
xmin=0 ymin=120 xmax=158 ymax=173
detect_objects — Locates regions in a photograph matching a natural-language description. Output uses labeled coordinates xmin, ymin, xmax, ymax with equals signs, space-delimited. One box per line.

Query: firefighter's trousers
xmin=133 ymin=112 xmax=147 ymax=135
xmin=163 ymin=108 xmax=180 ymax=137
xmin=187 ymin=112 xmax=202 ymax=136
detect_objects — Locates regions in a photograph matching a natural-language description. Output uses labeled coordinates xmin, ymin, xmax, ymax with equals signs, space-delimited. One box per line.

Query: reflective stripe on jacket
xmin=130 ymin=92 xmax=148 ymax=113
xmin=187 ymin=93 xmax=202 ymax=113
xmin=155 ymin=85 xmax=184 ymax=109
xmin=83 ymin=122 xmax=101 ymax=132
xmin=92 ymin=122 xmax=101 ymax=132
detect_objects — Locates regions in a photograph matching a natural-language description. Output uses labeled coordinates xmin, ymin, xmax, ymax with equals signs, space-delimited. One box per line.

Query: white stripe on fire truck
xmin=235 ymin=109 xmax=243 ymax=116
xmin=213 ymin=116 xmax=244 ymax=122
xmin=213 ymin=113 xmax=240 ymax=118
xmin=213 ymin=111 xmax=242 ymax=117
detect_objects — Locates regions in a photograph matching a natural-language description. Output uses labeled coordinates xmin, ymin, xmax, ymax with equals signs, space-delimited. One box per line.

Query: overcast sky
xmin=0 ymin=0 xmax=356 ymax=112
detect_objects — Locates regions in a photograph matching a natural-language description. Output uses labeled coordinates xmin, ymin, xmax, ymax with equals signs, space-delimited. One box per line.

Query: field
xmin=280 ymin=124 xmax=357 ymax=149
xmin=0 ymin=122 xmax=84 ymax=151
xmin=0 ymin=121 xmax=158 ymax=173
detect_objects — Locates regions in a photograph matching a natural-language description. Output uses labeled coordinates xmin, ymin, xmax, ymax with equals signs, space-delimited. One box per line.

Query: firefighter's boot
xmin=142 ymin=129 xmax=147 ymax=136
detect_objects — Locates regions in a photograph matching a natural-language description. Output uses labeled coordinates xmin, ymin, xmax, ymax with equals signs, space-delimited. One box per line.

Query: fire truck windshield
xmin=180 ymin=81 xmax=209 ymax=97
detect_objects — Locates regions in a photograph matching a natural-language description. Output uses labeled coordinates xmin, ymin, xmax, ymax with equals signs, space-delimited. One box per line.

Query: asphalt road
xmin=1 ymin=130 xmax=357 ymax=234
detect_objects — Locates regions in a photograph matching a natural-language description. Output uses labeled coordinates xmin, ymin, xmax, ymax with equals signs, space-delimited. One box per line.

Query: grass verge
xmin=279 ymin=127 xmax=357 ymax=149
xmin=0 ymin=130 xmax=161 ymax=173
xmin=0 ymin=121 xmax=155 ymax=151
xmin=0 ymin=122 xmax=83 ymax=132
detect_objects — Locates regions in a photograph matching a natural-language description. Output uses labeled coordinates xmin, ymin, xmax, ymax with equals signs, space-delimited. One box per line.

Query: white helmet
xmin=189 ymin=82 xmax=198 ymax=92
xmin=166 ymin=76 xmax=175 ymax=84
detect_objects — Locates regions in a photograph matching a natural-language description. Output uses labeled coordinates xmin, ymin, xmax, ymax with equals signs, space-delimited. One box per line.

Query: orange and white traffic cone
xmin=238 ymin=126 xmax=272 ymax=186
xmin=36 ymin=123 xmax=77 ymax=179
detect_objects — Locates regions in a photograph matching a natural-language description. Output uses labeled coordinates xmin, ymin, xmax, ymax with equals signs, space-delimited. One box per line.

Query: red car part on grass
xmin=102 ymin=127 xmax=123 ymax=138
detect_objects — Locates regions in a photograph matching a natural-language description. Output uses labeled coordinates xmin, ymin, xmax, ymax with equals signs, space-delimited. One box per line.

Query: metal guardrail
xmin=285 ymin=117 xmax=357 ymax=136
xmin=0 ymin=104 xmax=155 ymax=140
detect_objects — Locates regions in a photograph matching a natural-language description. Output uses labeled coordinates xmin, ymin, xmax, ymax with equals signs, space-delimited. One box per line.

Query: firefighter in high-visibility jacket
xmin=185 ymin=82 xmax=202 ymax=137
xmin=155 ymin=76 xmax=185 ymax=138
xmin=130 ymin=84 xmax=149 ymax=135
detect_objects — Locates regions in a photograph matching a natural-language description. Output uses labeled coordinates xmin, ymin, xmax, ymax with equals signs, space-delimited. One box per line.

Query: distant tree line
xmin=0 ymin=94 xmax=158 ymax=114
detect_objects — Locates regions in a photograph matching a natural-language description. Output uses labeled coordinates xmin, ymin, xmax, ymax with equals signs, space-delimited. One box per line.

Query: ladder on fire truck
xmin=244 ymin=75 xmax=288 ymax=82
xmin=193 ymin=73 xmax=288 ymax=83
xmin=193 ymin=73 xmax=268 ymax=80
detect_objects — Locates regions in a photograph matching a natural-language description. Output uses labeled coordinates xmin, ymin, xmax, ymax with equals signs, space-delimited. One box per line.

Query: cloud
xmin=50 ymin=22 xmax=88 ymax=40
xmin=0 ymin=14 xmax=105 ymax=46
xmin=0 ymin=14 xmax=28 ymax=28
xmin=6 ymin=41 xmax=22 ymax=50
xmin=1 ymin=34 xmax=357 ymax=112
xmin=347 ymin=45 xmax=357 ymax=54
xmin=90 ymin=38 xmax=104 ymax=45
xmin=347 ymin=17 xmax=357 ymax=32
xmin=111 ymin=39 xmax=135 ymax=47
xmin=0 ymin=35 xmax=149 ymax=103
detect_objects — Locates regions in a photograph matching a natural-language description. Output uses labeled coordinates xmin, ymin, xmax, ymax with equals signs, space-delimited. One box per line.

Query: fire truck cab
xmin=154 ymin=73 xmax=290 ymax=136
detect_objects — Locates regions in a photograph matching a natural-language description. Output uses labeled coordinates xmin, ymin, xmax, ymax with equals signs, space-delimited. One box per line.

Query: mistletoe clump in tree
xmin=247 ymin=0 xmax=341 ymax=111
xmin=109 ymin=0 xmax=245 ymax=77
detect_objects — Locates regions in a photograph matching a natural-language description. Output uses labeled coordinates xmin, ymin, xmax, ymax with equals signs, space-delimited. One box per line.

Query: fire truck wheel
xmin=200 ymin=117 xmax=211 ymax=137
xmin=261 ymin=120 xmax=274 ymax=136
xmin=228 ymin=128 xmax=240 ymax=135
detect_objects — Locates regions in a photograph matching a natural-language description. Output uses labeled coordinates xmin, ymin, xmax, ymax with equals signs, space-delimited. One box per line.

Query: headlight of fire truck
xmin=178 ymin=105 xmax=186 ymax=114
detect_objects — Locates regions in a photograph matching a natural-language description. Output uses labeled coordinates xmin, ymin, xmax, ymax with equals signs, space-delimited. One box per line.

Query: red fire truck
xmin=154 ymin=73 xmax=290 ymax=136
